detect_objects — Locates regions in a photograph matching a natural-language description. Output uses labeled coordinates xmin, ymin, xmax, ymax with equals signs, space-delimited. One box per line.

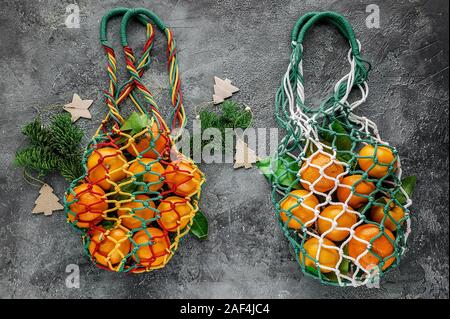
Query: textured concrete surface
xmin=0 ymin=0 xmax=448 ymax=299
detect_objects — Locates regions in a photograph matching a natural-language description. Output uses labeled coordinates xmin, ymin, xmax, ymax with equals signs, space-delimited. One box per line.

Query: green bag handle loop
xmin=279 ymin=12 xmax=371 ymax=126
xmin=120 ymin=8 xmax=167 ymax=46
xmin=100 ymin=7 xmax=149 ymax=46
xmin=293 ymin=11 xmax=370 ymax=91
xmin=275 ymin=12 xmax=372 ymax=134
xmin=291 ymin=11 xmax=361 ymax=58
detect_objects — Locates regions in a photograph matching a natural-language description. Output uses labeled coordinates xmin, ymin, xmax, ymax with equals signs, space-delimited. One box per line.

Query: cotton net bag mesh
xmin=272 ymin=12 xmax=412 ymax=287
xmin=64 ymin=8 xmax=204 ymax=273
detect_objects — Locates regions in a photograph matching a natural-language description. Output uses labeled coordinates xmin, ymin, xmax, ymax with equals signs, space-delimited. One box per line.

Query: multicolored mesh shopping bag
xmin=64 ymin=7 xmax=204 ymax=273
xmin=269 ymin=12 xmax=414 ymax=286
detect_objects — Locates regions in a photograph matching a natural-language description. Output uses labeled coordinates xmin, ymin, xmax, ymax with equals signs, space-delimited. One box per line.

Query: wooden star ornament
xmin=32 ymin=184 xmax=64 ymax=216
xmin=63 ymin=93 xmax=93 ymax=122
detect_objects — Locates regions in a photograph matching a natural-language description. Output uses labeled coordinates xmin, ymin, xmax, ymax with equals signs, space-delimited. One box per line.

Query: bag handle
xmin=99 ymin=7 xmax=157 ymax=126
xmin=291 ymin=11 xmax=362 ymax=58
xmin=121 ymin=8 xmax=186 ymax=135
xmin=276 ymin=12 xmax=371 ymax=132
xmin=100 ymin=7 xmax=148 ymax=45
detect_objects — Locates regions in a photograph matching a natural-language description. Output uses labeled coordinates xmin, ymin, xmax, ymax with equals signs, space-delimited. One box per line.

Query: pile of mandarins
xmin=65 ymin=121 xmax=203 ymax=272
xmin=279 ymin=144 xmax=404 ymax=274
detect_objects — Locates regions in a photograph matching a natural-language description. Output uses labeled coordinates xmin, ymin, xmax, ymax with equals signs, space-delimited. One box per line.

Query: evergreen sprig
xmin=15 ymin=146 xmax=59 ymax=175
xmin=50 ymin=114 xmax=84 ymax=156
xmin=58 ymin=156 xmax=84 ymax=182
xmin=22 ymin=119 xmax=53 ymax=147
xmin=15 ymin=113 xmax=84 ymax=181
xmin=199 ymin=100 xmax=252 ymax=132
xmin=192 ymin=100 xmax=252 ymax=156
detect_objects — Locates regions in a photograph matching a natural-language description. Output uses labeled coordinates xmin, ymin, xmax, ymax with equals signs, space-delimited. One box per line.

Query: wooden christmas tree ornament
xmin=33 ymin=183 xmax=64 ymax=216
xmin=213 ymin=76 xmax=239 ymax=104
xmin=234 ymin=138 xmax=259 ymax=169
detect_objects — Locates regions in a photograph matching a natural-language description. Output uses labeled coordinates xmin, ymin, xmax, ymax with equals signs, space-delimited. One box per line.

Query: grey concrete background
xmin=0 ymin=0 xmax=448 ymax=299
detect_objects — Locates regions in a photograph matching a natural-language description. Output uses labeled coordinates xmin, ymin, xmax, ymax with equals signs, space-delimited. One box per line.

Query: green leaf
xmin=320 ymin=120 xmax=353 ymax=163
xmin=401 ymin=176 xmax=416 ymax=197
xmin=119 ymin=178 xmax=138 ymax=194
xmin=324 ymin=271 xmax=338 ymax=282
xmin=339 ymin=245 xmax=350 ymax=275
xmin=331 ymin=120 xmax=352 ymax=151
xmin=321 ymin=120 xmax=351 ymax=149
xmin=190 ymin=210 xmax=208 ymax=240
xmin=255 ymin=157 xmax=272 ymax=180
xmin=112 ymin=175 xmax=144 ymax=200
xmin=275 ymin=155 xmax=300 ymax=188
xmin=374 ymin=197 xmax=388 ymax=205
xmin=395 ymin=176 xmax=416 ymax=205
xmin=100 ymin=220 xmax=116 ymax=230
xmin=305 ymin=266 xmax=320 ymax=276
xmin=256 ymin=155 xmax=301 ymax=189
xmin=120 ymin=112 xmax=152 ymax=136
xmin=305 ymin=140 xmax=333 ymax=158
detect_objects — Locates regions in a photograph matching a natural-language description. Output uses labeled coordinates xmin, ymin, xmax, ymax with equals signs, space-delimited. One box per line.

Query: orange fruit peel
xmin=279 ymin=190 xmax=320 ymax=229
xmin=299 ymin=151 xmax=345 ymax=193
xmin=164 ymin=158 xmax=204 ymax=198
xmin=299 ymin=237 xmax=340 ymax=273
xmin=131 ymin=227 xmax=171 ymax=269
xmin=348 ymin=224 xmax=396 ymax=271
xmin=88 ymin=227 xmax=131 ymax=269
xmin=66 ymin=183 xmax=108 ymax=228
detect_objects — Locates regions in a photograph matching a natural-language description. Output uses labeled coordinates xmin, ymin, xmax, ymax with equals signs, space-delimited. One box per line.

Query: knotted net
xmin=272 ymin=12 xmax=412 ymax=286
xmin=64 ymin=7 xmax=204 ymax=273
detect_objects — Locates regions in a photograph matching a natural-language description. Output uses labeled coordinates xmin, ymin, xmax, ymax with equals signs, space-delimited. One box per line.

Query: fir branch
xmin=49 ymin=114 xmax=83 ymax=157
xmin=49 ymin=114 xmax=84 ymax=181
xmin=15 ymin=146 xmax=59 ymax=177
xmin=221 ymin=101 xmax=252 ymax=128
xmin=21 ymin=118 xmax=53 ymax=147
xmin=221 ymin=101 xmax=240 ymax=126
xmin=16 ymin=112 xmax=85 ymax=182
xmin=57 ymin=156 xmax=84 ymax=181
xmin=199 ymin=110 xmax=220 ymax=129
xmin=191 ymin=101 xmax=253 ymax=157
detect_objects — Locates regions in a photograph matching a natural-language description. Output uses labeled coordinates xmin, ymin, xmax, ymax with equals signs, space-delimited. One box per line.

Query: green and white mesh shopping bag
xmin=266 ymin=11 xmax=414 ymax=287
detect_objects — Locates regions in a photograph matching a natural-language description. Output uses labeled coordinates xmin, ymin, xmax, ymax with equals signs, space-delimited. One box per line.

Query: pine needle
xmin=21 ymin=118 xmax=53 ymax=147
xmin=15 ymin=146 xmax=59 ymax=177
xmin=192 ymin=100 xmax=252 ymax=157
xmin=50 ymin=114 xmax=83 ymax=156
xmin=15 ymin=113 xmax=85 ymax=182
xmin=58 ymin=157 xmax=84 ymax=181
